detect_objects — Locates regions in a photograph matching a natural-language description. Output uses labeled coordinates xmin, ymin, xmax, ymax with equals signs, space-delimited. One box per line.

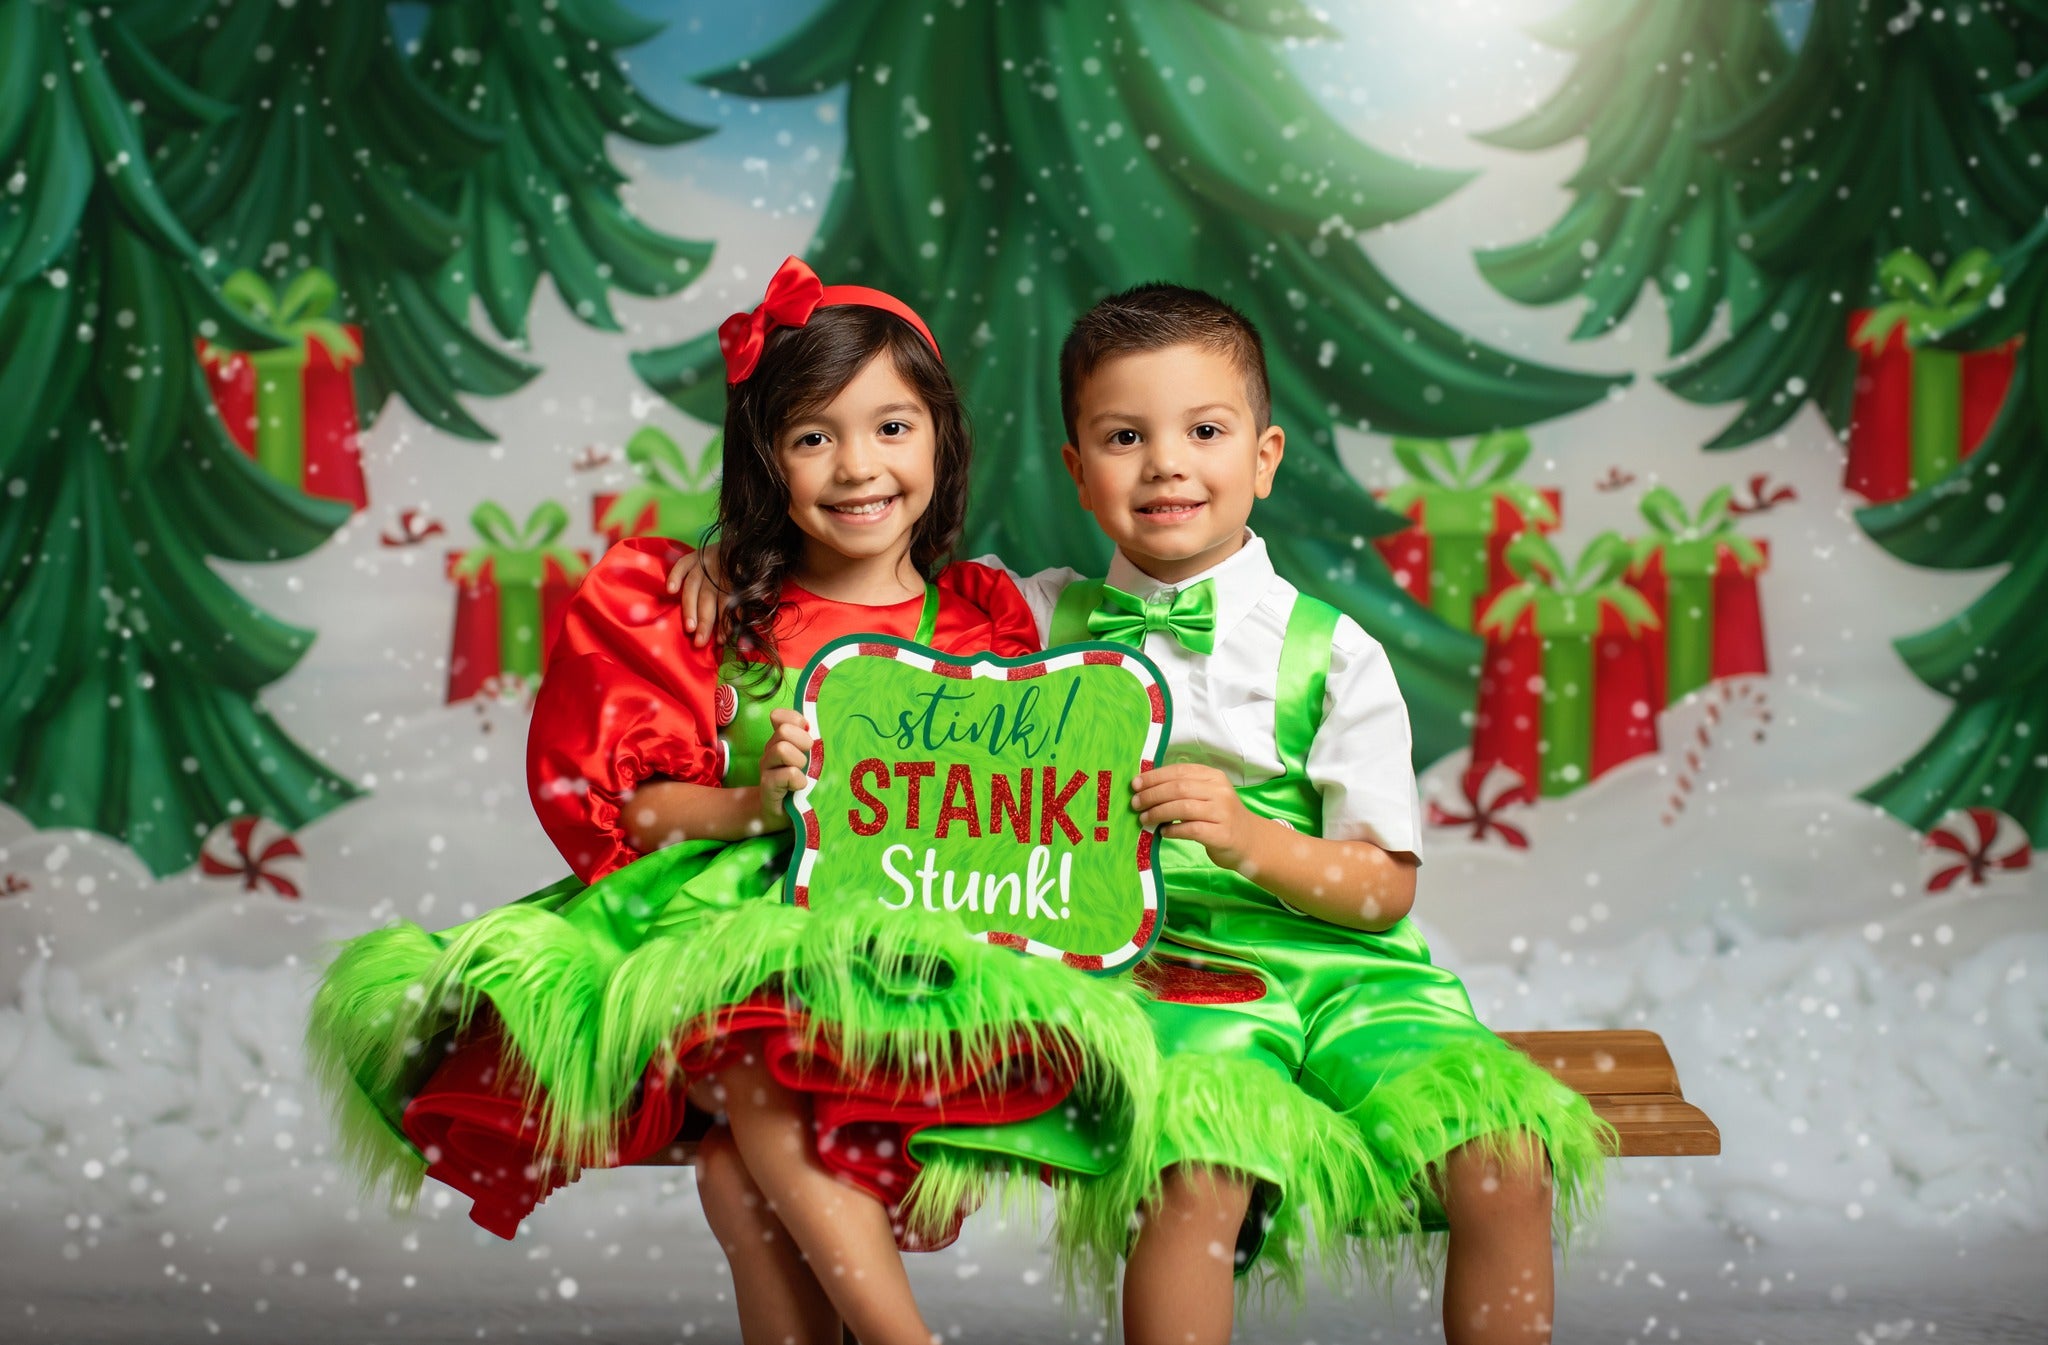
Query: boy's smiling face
xmin=1062 ymin=342 xmax=1284 ymax=585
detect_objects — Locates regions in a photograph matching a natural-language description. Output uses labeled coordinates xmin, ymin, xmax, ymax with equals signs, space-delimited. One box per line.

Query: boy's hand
xmin=1132 ymin=764 xmax=1259 ymax=871
xmin=756 ymin=708 xmax=813 ymax=829
xmin=664 ymin=542 xmax=725 ymax=648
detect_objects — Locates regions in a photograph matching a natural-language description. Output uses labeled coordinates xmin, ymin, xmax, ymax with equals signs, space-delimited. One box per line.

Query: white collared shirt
xmin=978 ymin=531 xmax=1424 ymax=859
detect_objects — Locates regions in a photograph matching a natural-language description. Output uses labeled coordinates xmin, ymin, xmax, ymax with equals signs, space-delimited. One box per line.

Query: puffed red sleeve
xmin=527 ymin=538 xmax=724 ymax=883
xmin=931 ymin=559 xmax=1042 ymax=658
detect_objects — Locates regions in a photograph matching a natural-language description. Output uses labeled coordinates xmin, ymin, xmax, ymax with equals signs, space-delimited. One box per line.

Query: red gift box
xmin=1627 ymin=541 xmax=1770 ymax=708
xmin=592 ymin=428 xmax=722 ymax=549
xmin=446 ymin=502 xmax=591 ymax=705
xmin=1374 ymin=488 xmax=1563 ymax=626
xmin=1844 ymin=248 xmax=2019 ymax=504
xmin=197 ymin=268 xmax=369 ymax=510
xmin=1471 ymin=533 xmax=1660 ymax=801
xmin=1622 ymin=486 xmax=1770 ymax=707
xmin=1371 ymin=433 xmax=1561 ymax=632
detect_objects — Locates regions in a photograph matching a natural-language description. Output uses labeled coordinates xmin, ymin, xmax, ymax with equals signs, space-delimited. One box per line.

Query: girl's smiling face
xmin=776 ymin=351 xmax=937 ymax=594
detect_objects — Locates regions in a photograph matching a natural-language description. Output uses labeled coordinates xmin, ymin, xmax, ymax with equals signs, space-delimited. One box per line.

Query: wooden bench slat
xmin=1499 ymin=1029 xmax=1683 ymax=1097
xmin=1588 ymin=1093 xmax=1722 ymax=1157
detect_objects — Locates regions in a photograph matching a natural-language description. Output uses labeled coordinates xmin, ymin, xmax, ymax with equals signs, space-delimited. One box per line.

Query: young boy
xmin=1001 ymin=284 xmax=1610 ymax=1345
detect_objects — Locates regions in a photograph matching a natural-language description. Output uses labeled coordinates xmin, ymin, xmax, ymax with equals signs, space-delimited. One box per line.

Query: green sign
xmin=783 ymin=637 xmax=1171 ymax=973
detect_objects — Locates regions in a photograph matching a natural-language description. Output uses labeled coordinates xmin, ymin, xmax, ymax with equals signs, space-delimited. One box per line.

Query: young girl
xmin=307 ymin=259 xmax=1156 ymax=1345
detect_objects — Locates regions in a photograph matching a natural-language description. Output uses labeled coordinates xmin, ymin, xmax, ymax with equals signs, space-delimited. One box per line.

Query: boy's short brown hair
xmin=1058 ymin=283 xmax=1272 ymax=445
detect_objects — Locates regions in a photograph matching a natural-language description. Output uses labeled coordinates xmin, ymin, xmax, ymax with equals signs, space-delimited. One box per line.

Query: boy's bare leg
xmin=700 ymin=1058 xmax=937 ymax=1345
xmin=692 ymin=1122 xmax=843 ymax=1345
xmin=1437 ymin=1137 xmax=1555 ymax=1345
xmin=1122 ymin=1163 xmax=1254 ymax=1345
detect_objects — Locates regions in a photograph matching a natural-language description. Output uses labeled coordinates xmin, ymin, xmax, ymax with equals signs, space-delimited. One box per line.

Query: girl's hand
xmin=664 ymin=542 xmax=726 ymax=648
xmin=1132 ymin=764 xmax=1260 ymax=872
xmin=757 ymin=708 xmax=814 ymax=828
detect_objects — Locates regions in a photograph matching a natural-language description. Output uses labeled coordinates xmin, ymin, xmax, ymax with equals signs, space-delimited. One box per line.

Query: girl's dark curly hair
xmin=717 ymin=304 xmax=970 ymax=683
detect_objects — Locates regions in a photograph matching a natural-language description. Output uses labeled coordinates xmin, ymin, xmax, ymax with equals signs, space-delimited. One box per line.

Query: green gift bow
xmin=1382 ymin=430 xmax=1559 ymax=528
xmin=1630 ymin=488 xmax=1764 ymax=705
xmin=1382 ymin=431 xmax=1558 ymax=631
xmin=206 ymin=268 xmax=362 ymax=487
xmin=1852 ymin=248 xmax=2002 ymax=350
xmin=1852 ymin=248 xmax=2003 ymax=492
xmin=453 ymin=501 xmax=591 ymax=684
xmin=598 ymin=428 xmax=723 ymax=544
xmin=1479 ymin=533 xmax=1657 ymax=797
xmin=1479 ymin=532 xmax=1658 ymax=640
xmin=214 ymin=268 xmax=363 ymax=364
xmin=1085 ymin=579 xmax=1218 ymax=654
xmin=1630 ymin=487 xmax=1766 ymax=577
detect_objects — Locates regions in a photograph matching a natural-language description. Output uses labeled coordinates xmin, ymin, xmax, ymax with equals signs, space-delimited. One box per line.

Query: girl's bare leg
xmin=1438 ymin=1137 xmax=1555 ymax=1345
xmin=692 ymin=1122 xmax=843 ymax=1345
xmin=701 ymin=1058 xmax=936 ymax=1345
xmin=1122 ymin=1163 xmax=1254 ymax=1345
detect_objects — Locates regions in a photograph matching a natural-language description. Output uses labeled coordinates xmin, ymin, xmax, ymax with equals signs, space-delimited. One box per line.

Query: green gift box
xmin=1848 ymin=247 xmax=2010 ymax=497
xmin=1374 ymin=431 xmax=1560 ymax=631
xmin=595 ymin=428 xmax=723 ymax=547
xmin=1474 ymin=532 xmax=1660 ymax=798
xmin=1627 ymin=487 xmax=1768 ymax=706
xmin=447 ymin=501 xmax=592 ymax=703
xmin=200 ymin=268 xmax=367 ymax=504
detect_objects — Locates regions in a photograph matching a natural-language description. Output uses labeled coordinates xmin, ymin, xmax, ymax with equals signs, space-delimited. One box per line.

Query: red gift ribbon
xmin=718 ymin=256 xmax=941 ymax=383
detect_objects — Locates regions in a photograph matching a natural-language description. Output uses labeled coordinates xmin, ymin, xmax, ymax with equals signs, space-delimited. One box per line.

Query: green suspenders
xmin=1051 ymin=576 xmax=1340 ymax=828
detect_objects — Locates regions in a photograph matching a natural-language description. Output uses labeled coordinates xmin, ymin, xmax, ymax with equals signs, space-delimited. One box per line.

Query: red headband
xmin=718 ymin=256 xmax=941 ymax=384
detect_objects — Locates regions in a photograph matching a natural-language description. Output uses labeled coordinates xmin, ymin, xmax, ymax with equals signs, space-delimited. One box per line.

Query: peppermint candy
xmin=198 ymin=816 xmax=306 ymax=899
xmin=1922 ymin=807 xmax=2030 ymax=893
xmin=1427 ymin=761 xmax=1531 ymax=849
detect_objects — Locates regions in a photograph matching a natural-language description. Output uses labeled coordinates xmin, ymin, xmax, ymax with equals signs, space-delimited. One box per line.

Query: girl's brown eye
xmin=793 ymin=432 xmax=827 ymax=450
xmin=880 ymin=421 xmax=908 ymax=436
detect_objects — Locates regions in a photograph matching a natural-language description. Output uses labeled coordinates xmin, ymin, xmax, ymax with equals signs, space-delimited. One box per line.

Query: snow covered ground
xmin=2 ymin=911 xmax=2042 ymax=1342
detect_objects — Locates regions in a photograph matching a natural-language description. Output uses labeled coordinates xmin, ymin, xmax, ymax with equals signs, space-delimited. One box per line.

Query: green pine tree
xmin=1854 ymin=11 xmax=2048 ymax=841
xmin=145 ymin=0 xmax=536 ymax=441
xmin=413 ymin=0 xmax=715 ymax=344
xmin=1 ymin=0 xmax=717 ymax=875
xmin=635 ymin=0 xmax=1626 ymax=766
xmin=1475 ymin=0 xmax=1787 ymax=356
xmin=1659 ymin=0 xmax=2047 ymax=448
xmin=0 ymin=1 xmax=358 ymax=875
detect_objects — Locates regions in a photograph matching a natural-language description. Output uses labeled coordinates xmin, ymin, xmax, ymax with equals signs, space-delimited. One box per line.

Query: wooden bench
xmin=1499 ymin=1029 xmax=1719 ymax=1156
xmin=636 ymin=1029 xmax=1720 ymax=1164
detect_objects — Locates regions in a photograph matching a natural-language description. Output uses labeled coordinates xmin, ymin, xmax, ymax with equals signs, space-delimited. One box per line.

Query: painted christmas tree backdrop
xmin=3 ymin=11 xmax=2045 ymax=1327
xmin=633 ymin=0 xmax=1629 ymax=767
xmin=0 ymin=0 xmax=2039 ymax=931
xmin=0 ymin=0 xmax=709 ymax=875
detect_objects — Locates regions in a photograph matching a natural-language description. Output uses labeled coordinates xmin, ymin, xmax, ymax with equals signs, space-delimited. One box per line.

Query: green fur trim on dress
xmin=305 ymin=920 xmax=442 ymax=1208
xmin=1148 ymin=1052 xmax=1393 ymax=1300
xmin=1148 ymin=1039 xmax=1613 ymax=1297
xmin=1343 ymin=1035 xmax=1614 ymax=1283
xmin=896 ymin=1113 xmax=1145 ymax=1299
xmin=306 ymin=857 xmax=1158 ymax=1271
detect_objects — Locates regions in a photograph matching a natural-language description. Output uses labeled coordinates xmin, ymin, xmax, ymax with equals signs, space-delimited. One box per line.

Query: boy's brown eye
xmin=1110 ymin=429 xmax=1140 ymax=447
xmin=1193 ymin=423 xmax=1220 ymax=440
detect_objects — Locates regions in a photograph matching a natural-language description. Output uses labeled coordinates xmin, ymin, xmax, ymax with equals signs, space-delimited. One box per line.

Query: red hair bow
xmin=718 ymin=256 xmax=941 ymax=384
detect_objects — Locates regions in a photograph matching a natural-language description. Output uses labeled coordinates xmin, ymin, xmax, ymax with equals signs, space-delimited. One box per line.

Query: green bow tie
xmin=1086 ymin=579 xmax=1218 ymax=654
